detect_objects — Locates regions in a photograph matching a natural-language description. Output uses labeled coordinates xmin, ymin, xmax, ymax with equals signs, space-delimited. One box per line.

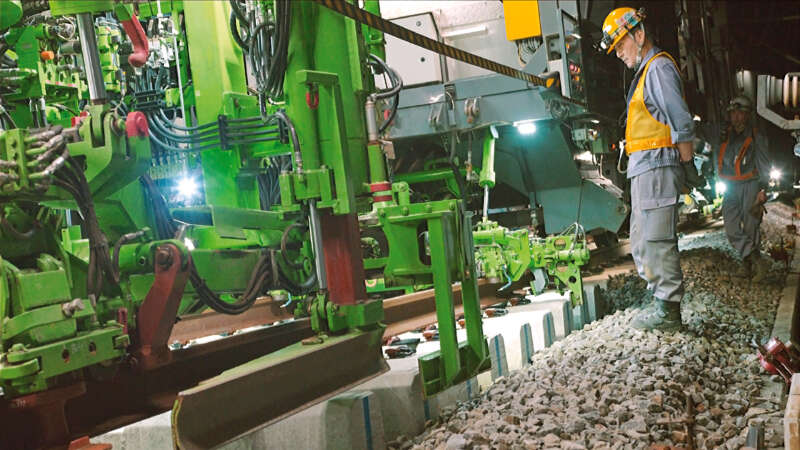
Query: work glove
xmin=681 ymin=160 xmax=706 ymax=189
xmin=750 ymin=189 xmax=767 ymax=219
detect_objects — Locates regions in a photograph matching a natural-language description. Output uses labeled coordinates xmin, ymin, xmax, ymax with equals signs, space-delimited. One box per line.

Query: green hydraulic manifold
xmin=473 ymin=219 xmax=590 ymax=307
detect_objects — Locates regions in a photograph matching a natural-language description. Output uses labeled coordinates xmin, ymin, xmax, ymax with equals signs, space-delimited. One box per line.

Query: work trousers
xmin=629 ymin=166 xmax=684 ymax=303
xmin=721 ymin=179 xmax=762 ymax=259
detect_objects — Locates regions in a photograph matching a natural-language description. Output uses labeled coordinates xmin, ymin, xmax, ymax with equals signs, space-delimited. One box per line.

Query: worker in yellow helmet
xmin=600 ymin=7 xmax=696 ymax=332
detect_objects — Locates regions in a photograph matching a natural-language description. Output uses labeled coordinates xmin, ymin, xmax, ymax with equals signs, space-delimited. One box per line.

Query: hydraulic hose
xmin=281 ymin=222 xmax=307 ymax=269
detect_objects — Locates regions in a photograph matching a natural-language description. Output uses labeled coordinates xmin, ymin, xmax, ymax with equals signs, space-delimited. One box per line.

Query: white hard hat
xmin=727 ymin=95 xmax=753 ymax=112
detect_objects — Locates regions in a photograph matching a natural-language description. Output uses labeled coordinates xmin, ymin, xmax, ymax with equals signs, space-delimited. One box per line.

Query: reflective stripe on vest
xmin=625 ymin=51 xmax=680 ymax=155
xmin=718 ymin=128 xmax=758 ymax=181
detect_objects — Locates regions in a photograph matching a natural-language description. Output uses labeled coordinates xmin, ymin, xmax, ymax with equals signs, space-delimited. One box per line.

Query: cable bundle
xmin=146 ymin=110 xmax=281 ymax=153
xmin=229 ymin=0 xmax=290 ymax=101
xmin=142 ymin=174 xmax=283 ymax=315
xmin=257 ymin=155 xmax=291 ymax=210
xmin=367 ymin=54 xmax=403 ymax=134
xmin=22 ymin=125 xmax=115 ymax=301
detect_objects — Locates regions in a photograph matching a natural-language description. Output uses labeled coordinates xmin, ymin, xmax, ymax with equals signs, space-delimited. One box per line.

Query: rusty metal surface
xmin=172 ymin=328 xmax=388 ymax=450
xmin=321 ymin=212 xmax=368 ymax=305
xmin=382 ymin=279 xmax=527 ymax=337
xmin=0 ymin=319 xmax=315 ymax=448
xmin=1 ymin=382 xmax=87 ymax=449
xmin=169 ymin=297 xmax=294 ymax=344
xmin=1 ymin=277 xmax=522 ymax=447
xmin=134 ymin=244 xmax=189 ymax=370
xmin=585 ymin=239 xmax=631 ymax=270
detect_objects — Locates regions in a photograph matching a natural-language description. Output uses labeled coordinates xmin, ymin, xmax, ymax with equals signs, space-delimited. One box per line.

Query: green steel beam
xmin=183 ymin=0 xmax=257 ymax=209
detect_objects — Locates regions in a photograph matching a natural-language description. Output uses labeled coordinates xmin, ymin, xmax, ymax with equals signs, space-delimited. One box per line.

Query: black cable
xmin=264 ymin=0 xmax=289 ymax=99
xmin=0 ymin=212 xmax=36 ymax=240
xmin=277 ymin=262 xmax=317 ymax=294
xmin=141 ymin=174 xmax=277 ymax=315
xmin=229 ymin=10 xmax=250 ymax=52
xmin=280 ymin=222 xmax=307 ymax=269
xmin=378 ymin=96 xmax=398 ymax=134
xmin=449 ymin=161 xmax=467 ymax=200
xmin=368 ymin=54 xmax=402 ymax=133
xmin=111 ymin=229 xmax=146 ymax=283
xmin=148 ymin=115 xmax=220 ymax=143
xmin=229 ymin=0 xmax=250 ymax=27
xmin=156 ymin=109 xmax=216 ymax=131
xmin=368 ymin=54 xmax=403 ymax=99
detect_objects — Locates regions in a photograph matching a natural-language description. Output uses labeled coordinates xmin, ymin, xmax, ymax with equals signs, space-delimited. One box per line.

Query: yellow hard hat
xmin=599 ymin=7 xmax=646 ymax=54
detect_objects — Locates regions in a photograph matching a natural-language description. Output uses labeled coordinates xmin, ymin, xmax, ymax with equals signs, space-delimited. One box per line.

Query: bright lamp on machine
xmin=177 ymin=177 xmax=199 ymax=199
xmin=715 ymin=181 xmax=727 ymax=194
xmin=513 ymin=119 xmax=536 ymax=135
xmin=770 ymin=168 xmax=782 ymax=180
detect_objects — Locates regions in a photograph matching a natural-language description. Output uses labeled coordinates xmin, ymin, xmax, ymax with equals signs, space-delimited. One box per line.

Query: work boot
xmin=736 ymin=255 xmax=753 ymax=278
xmin=681 ymin=160 xmax=706 ymax=189
xmin=631 ymin=299 xmax=682 ymax=332
xmin=750 ymin=252 xmax=769 ymax=283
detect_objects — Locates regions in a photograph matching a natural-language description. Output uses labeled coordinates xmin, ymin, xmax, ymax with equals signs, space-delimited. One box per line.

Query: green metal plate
xmin=0 ymin=0 xmax=22 ymax=30
xmin=49 ymin=0 xmax=114 ymax=16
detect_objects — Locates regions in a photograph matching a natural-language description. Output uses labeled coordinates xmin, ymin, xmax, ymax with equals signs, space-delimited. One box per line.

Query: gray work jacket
xmin=625 ymin=47 xmax=695 ymax=180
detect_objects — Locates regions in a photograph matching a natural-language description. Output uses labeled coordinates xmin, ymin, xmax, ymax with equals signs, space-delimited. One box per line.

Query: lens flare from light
xmin=516 ymin=122 xmax=536 ymax=135
xmin=715 ymin=181 xmax=726 ymax=194
xmin=178 ymin=177 xmax=199 ymax=199
xmin=770 ymin=168 xmax=781 ymax=180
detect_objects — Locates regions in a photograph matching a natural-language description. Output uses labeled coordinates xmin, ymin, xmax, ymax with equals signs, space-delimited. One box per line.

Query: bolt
xmin=156 ymin=247 xmax=173 ymax=268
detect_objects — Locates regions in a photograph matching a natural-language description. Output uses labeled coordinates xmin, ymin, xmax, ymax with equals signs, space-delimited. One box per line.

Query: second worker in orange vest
xmin=698 ymin=96 xmax=771 ymax=281
xmin=600 ymin=7 xmax=696 ymax=332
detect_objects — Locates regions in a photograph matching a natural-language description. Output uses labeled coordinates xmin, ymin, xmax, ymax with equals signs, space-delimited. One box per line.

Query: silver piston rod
xmin=77 ymin=13 xmax=108 ymax=104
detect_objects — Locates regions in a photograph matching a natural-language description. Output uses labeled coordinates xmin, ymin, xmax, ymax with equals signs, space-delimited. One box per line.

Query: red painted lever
xmin=120 ymin=16 xmax=149 ymax=68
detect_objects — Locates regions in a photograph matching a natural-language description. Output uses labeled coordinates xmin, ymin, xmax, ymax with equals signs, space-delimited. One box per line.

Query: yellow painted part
xmin=625 ymin=52 xmax=679 ymax=154
xmin=503 ymin=1 xmax=541 ymax=41
xmin=602 ymin=7 xmax=637 ymax=54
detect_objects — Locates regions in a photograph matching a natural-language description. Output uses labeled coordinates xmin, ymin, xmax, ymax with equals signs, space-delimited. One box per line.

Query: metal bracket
xmin=133 ymin=243 xmax=189 ymax=371
xmin=465 ymin=97 xmax=480 ymax=124
xmin=429 ymin=102 xmax=445 ymax=129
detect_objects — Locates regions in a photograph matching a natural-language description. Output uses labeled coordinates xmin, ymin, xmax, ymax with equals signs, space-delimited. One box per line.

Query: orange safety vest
xmin=717 ymin=128 xmax=758 ymax=181
xmin=625 ymin=51 xmax=681 ymax=155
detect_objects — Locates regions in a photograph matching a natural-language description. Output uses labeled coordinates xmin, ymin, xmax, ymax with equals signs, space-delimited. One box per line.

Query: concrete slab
xmin=489 ymin=334 xmax=509 ymax=380
xmin=583 ymin=284 xmax=606 ymax=322
xmin=228 ymin=391 xmax=385 ymax=450
xmin=480 ymin=309 xmax=555 ymax=371
xmin=520 ymin=323 xmax=534 ymax=367
xmin=773 ymin=241 xmax=799 ymax=343
xmin=572 ymin=298 xmax=589 ymax=331
xmin=93 ymin=291 xmax=591 ymax=450
xmin=354 ymin=358 xmax=426 ymax=443
xmin=517 ymin=291 xmax=573 ymax=340
xmin=785 ymin=374 xmax=800 ymax=450
xmin=97 ymin=391 xmax=387 ymax=450
xmin=95 ymin=411 xmax=172 ymax=449
xmin=423 ymin=376 xmax=480 ymax=422
xmin=778 ymin=238 xmax=799 ymax=449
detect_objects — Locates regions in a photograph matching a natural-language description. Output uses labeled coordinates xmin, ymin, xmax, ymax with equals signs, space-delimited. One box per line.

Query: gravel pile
xmin=394 ymin=203 xmax=794 ymax=450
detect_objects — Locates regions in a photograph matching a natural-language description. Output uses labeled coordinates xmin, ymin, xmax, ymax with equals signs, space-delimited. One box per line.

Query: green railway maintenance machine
xmin=0 ymin=1 xmax=620 ymax=448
